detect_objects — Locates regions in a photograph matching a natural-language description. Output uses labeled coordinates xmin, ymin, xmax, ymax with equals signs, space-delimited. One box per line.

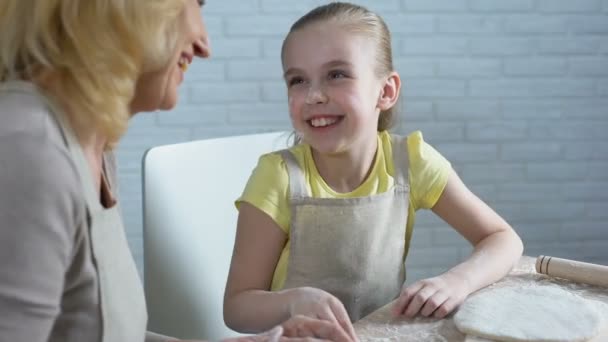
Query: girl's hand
xmin=280 ymin=314 xmax=358 ymax=342
xmin=285 ymin=287 xmax=358 ymax=341
xmin=392 ymin=272 xmax=471 ymax=319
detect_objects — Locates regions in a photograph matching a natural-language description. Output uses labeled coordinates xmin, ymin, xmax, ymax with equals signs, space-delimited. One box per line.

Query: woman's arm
xmin=0 ymin=136 xmax=82 ymax=340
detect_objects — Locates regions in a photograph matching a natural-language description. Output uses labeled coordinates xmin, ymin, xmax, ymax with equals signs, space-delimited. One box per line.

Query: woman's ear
xmin=377 ymin=71 xmax=401 ymax=111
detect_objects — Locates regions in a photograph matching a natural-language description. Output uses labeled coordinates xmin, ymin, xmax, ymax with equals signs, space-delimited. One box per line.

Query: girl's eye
xmin=329 ymin=70 xmax=347 ymax=79
xmin=288 ymin=77 xmax=305 ymax=86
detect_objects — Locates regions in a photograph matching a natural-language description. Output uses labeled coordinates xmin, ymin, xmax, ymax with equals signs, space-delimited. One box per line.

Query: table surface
xmin=353 ymin=256 xmax=608 ymax=341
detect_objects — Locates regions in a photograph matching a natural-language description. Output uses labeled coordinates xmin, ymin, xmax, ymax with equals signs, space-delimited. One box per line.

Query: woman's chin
xmin=157 ymin=92 xmax=179 ymax=111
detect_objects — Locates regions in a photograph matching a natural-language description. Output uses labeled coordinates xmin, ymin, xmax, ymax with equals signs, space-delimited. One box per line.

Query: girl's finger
xmin=392 ymin=282 xmax=424 ymax=316
xmin=282 ymin=315 xmax=353 ymax=342
xmin=419 ymin=291 xmax=449 ymax=317
xmin=328 ymin=301 xmax=358 ymax=341
xmin=433 ymin=297 xmax=460 ymax=319
xmin=403 ymin=287 xmax=438 ymax=318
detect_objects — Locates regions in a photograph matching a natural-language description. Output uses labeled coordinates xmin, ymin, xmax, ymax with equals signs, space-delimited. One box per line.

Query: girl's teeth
xmin=311 ymin=117 xmax=338 ymax=127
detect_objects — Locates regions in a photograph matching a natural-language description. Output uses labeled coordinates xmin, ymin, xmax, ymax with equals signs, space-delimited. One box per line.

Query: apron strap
xmin=279 ymin=150 xmax=309 ymax=199
xmin=390 ymin=134 xmax=410 ymax=188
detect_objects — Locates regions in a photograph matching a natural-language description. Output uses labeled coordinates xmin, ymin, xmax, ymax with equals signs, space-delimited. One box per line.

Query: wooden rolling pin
xmin=535 ymin=255 xmax=608 ymax=288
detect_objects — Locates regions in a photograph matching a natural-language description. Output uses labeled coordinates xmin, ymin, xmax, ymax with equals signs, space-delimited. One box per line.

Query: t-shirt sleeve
xmin=0 ymin=134 xmax=82 ymax=341
xmin=407 ymin=131 xmax=452 ymax=211
xmin=235 ymin=152 xmax=290 ymax=234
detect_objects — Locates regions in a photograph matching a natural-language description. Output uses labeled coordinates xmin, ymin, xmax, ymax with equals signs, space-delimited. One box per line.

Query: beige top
xmin=0 ymin=81 xmax=171 ymax=342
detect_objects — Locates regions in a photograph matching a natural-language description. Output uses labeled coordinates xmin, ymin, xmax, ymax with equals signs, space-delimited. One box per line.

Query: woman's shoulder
xmin=0 ymin=81 xmax=67 ymax=149
xmin=0 ymin=82 xmax=81 ymax=207
xmin=0 ymin=132 xmax=81 ymax=199
xmin=0 ymin=133 xmax=85 ymax=255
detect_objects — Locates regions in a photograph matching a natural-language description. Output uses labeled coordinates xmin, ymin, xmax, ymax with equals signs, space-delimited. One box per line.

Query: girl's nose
xmin=305 ymin=84 xmax=328 ymax=105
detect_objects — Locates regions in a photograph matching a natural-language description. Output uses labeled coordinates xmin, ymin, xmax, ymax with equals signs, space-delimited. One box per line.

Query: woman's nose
xmin=194 ymin=16 xmax=211 ymax=58
xmin=194 ymin=37 xmax=210 ymax=58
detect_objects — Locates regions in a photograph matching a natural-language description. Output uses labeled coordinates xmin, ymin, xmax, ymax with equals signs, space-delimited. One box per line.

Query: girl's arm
xmin=393 ymin=169 xmax=524 ymax=318
xmin=223 ymin=202 xmax=291 ymax=333
xmin=223 ymin=203 xmax=357 ymax=340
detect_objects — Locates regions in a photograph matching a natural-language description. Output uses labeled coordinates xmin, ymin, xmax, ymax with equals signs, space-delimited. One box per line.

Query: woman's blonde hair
xmin=0 ymin=0 xmax=185 ymax=146
xmin=281 ymin=2 xmax=397 ymax=133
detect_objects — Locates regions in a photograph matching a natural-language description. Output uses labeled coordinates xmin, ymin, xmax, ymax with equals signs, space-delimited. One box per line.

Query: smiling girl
xmin=223 ymin=2 xmax=523 ymax=338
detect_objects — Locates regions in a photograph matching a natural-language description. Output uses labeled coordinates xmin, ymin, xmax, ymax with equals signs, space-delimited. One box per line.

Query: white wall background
xmin=117 ymin=0 xmax=608 ymax=282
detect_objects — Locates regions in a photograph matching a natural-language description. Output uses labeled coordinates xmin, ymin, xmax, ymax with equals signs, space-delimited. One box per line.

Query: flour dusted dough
xmin=453 ymin=285 xmax=603 ymax=342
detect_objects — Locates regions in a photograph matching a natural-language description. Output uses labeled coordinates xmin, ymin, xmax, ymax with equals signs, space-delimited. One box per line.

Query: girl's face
xmin=131 ymin=0 xmax=210 ymax=113
xmin=282 ymin=21 xmax=387 ymax=156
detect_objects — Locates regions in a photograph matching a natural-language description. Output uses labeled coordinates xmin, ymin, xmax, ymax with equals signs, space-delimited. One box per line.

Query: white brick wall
xmin=117 ymin=0 xmax=608 ymax=282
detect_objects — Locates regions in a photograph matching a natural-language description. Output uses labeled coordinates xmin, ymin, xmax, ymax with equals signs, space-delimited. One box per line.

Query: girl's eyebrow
xmin=322 ymin=60 xmax=353 ymax=69
xmin=283 ymin=60 xmax=353 ymax=79
xmin=283 ymin=68 xmax=302 ymax=79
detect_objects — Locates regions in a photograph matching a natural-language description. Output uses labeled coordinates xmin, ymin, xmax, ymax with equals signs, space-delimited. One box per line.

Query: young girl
xmin=223 ymin=2 xmax=523 ymax=338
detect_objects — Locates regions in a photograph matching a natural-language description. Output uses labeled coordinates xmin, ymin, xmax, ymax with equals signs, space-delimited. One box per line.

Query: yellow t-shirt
xmin=236 ymin=130 xmax=451 ymax=291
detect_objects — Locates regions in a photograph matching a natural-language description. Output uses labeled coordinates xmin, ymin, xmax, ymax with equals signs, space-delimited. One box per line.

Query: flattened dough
xmin=453 ymin=285 xmax=603 ymax=342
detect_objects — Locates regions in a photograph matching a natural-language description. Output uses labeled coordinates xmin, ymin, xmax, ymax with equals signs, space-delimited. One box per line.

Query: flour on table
xmin=453 ymin=285 xmax=604 ymax=342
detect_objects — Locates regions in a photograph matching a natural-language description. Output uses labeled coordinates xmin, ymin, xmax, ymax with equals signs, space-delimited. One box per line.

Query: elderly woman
xmin=0 ymin=0 xmax=355 ymax=341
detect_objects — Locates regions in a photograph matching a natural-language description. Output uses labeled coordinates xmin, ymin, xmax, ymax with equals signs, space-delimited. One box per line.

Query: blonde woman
xmin=0 ymin=0 xmax=354 ymax=341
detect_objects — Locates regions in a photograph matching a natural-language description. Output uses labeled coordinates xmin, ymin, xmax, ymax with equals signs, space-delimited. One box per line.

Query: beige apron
xmin=51 ymin=106 xmax=148 ymax=342
xmin=281 ymin=135 xmax=411 ymax=321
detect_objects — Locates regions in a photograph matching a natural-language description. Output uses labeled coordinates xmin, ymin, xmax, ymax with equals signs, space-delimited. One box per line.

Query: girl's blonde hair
xmin=281 ymin=2 xmax=397 ymax=132
xmin=0 ymin=0 xmax=185 ymax=146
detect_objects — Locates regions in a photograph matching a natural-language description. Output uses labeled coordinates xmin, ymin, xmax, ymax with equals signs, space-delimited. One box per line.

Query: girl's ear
xmin=377 ymin=71 xmax=401 ymax=111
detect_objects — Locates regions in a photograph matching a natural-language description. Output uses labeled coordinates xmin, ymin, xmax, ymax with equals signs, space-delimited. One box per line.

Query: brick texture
xmin=116 ymin=0 xmax=608 ymax=281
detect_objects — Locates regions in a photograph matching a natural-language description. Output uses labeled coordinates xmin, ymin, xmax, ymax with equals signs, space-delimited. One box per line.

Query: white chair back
xmin=142 ymin=132 xmax=290 ymax=340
